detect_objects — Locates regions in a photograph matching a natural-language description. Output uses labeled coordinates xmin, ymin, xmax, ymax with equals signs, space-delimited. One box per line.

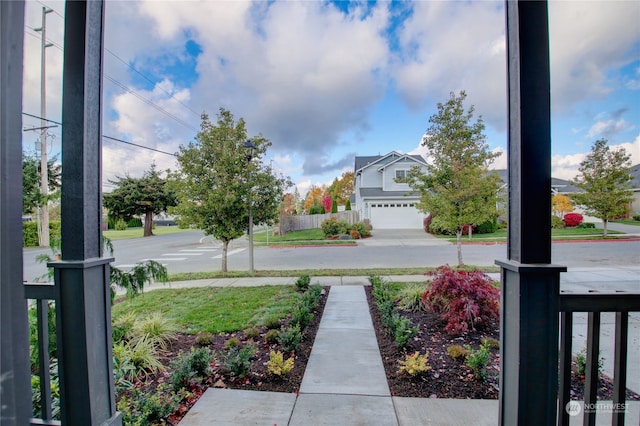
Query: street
xmin=23 ymin=228 xmax=640 ymax=282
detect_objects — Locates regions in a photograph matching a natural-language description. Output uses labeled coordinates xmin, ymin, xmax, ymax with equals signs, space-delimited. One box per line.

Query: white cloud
xmin=586 ymin=119 xmax=631 ymax=139
xmin=392 ymin=2 xmax=507 ymax=130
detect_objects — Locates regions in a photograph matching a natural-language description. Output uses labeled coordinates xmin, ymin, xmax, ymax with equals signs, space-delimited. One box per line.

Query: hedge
xmin=23 ymin=221 xmax=61 ymax=247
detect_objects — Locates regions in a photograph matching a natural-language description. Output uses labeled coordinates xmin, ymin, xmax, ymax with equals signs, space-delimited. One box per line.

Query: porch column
xmin=51 ymin=1 xmax=120 ymax=424
xmin=0 ymin=2 xmax=32 ymax=424
xmin=497 ymin=1 xmax=566 ymax=424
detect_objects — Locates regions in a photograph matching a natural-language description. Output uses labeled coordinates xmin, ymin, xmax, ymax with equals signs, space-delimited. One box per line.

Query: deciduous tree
xmin=405 ymin=91 xmax=501 ymax=266
xmin=303 ymin=185 xmax=325 ymax=213
xmin=552 ymin=194 xmax=572 ymax=218
xmin=22 ymin=154 xmax=61 ymax=215
xmin=327 ymin=171 xmax=355 ymax=205
xmin=570 ymin=139 xmax=633 ymax=236
xmin=171 ymin=109 xmax=292 ymax=271
xmin=103 ymin=164 xmax=177 ymax=237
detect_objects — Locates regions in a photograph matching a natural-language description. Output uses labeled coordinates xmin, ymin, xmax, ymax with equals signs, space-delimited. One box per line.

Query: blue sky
xmin=22 ymin=0 xmax=639 ymax=196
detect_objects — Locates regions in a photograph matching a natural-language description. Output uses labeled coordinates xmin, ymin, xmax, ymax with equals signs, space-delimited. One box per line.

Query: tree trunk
xmin=144 ymin=210 xmax=154 ymax=237
xmin=603 ymin=219 xmax=608 ymax=237
xmin=468 ymin=225 xmax=472 ymax=241
xmin=456 ymin=229 xmax=464 ymax=266
xmin=221 ymin=239 xmax=229 ymax=272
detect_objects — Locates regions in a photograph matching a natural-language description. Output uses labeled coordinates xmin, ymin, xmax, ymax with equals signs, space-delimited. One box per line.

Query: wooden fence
xmin=281 ymin=211 xmax=360 ymax=232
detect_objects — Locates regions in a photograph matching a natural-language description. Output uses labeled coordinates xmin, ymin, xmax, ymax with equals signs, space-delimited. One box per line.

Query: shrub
xmin=243 ymin=327 xmax=260 ymax=340
xmin=397 ymin=283 xmax=427 ymax=311
xmin=481 ymin=337 xmax=500 ymax=349
xmin=331 ymin=199 xmax=338 ymax=213
xmin=476 ymin=216 xmax=498 ymax=234
xmin=578 ymin=222 xmax=595 ymax=229
xmin=128 ymin=337 xmax=163 ymax=378
xmin=320 ymin=217 xmax=350 ymax=237
xmin=393 ymin=315 xmax=419 ymax=348
xmin=447 ymin=344 xmax=469 ymax=360
xmin=127 ymin=217 xmax=143 ymax=228
xmin=23 ymin=220 xmax=61 ymax=247
xmin=633 ymin=215 xmax=640 ymax=221
xmin=350 ymin=229 xmax=360 ymax=239
xmin=265 ymin=329 xmax=280 ymax=344
xmin=575 ymin=347 xmax=603 ymax=377
xmin=29 ymin=302 xmax=57 ymax=371
xmin=195 ymin=332 xmax=214 ymax=346
xmin=397 ymin=351 xmax=431 ymax=376
xmin=350 ymin=222 xmax=369 ymax=237
xmin=115 ymin=219 xmax=128 ymax=230
xmin=421 ymin=266 xmax=500 ymax=335
xmin=264 ymin=315 xmax=281 ymax=330
xmin=267 ymin=350 xmax=295 ymax=376
xmin=112 ymin=312 xmax=137 ymax=344
xmin=345 ymin=200 xmax=352 ymax=211
xmin=223 ymin=344 xmax=256 ymax=378
xmin=224 ymin=337 xmax=240 ymax=349
xmin=295 ymin=274 xmax=311 ymax=292
xmin=551 ymin=215 xmax=565 ymax=229
xmin=563 ymin=212 xmax=584 ymax=227
xmin=131 ymin=312 xmax=178 ymax=350
xmin=465 ymin=344 xmax=491 ymax=381
xmin=117 ymin=383 xmax=179 ymax=425
xmin=278 ymin=325 xmax=302 ymax=353
xmin=291 ymin=305 xmax=313 ymax=330
xmin=170 ymin=347 xmax=213 ymax=391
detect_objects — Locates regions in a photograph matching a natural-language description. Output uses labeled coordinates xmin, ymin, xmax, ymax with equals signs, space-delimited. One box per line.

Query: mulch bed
xmin=364 ymin=285 xmax=640 ymax=401
xmin=135 ymin=286 xmax=329 ymax=424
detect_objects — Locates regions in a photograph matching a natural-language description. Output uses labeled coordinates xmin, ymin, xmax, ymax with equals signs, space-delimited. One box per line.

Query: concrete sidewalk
xmin=177 ymin=269 xmax=640 ymax=425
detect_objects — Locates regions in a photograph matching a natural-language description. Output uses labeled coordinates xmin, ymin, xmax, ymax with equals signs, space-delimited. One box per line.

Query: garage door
xmin=369 ymin=202 xmax=424 ymax=229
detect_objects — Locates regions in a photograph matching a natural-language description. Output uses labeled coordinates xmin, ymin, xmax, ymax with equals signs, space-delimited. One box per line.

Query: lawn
xmin=112 ymin=285 xmax=298 ymax=333
xmin=167 ymin=265 xmax=501 ymax=282
xmin=614 ymin=218 xmax=640 ymax=226
xmin=441 ymin=227 xmax=622 ymax=243
xmin=252 ymin=228 xmax=354 ymax=245
xmin=103 ymin=226 xmax=191 ymax=240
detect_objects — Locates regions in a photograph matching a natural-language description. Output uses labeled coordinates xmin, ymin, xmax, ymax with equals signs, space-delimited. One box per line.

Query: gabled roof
xmin=494 ymin=169 xmax=580 ymax=193
xmin=354 ymin=151 xmax=426 ymax=173
xmin=376 ymin=153 xmax=428 ymax=171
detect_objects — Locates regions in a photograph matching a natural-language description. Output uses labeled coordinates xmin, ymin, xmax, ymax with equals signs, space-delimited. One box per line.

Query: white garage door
xmin=369 ymin=202 xmax=424 ymax=229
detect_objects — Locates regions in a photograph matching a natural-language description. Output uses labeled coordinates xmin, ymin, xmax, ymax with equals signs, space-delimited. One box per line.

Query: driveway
xmin=358 ymin=228 xmax=450 ymax=247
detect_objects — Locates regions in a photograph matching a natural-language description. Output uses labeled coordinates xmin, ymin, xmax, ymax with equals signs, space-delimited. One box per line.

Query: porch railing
xmin=558 ymin=290 xmax=640 ymax=426
xmin=24 ymin=282 xmax=61 ymax=426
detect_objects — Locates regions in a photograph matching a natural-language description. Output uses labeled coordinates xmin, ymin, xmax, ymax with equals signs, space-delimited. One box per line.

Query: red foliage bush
xmin=563 ymin=212 xmax=584 ymax=227
xmin=421 ymin=266 xmax=500 ymax=335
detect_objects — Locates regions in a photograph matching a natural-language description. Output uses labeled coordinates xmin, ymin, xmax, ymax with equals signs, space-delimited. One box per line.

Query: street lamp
xmin=243 ymin=140 xmax=256 ymax=274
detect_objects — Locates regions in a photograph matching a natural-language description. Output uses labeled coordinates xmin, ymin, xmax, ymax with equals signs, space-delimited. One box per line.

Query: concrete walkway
xmin=174 ymin=269 xmax=640 ymax=425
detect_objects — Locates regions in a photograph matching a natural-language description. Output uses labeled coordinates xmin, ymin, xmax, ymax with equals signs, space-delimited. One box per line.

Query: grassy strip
xmin=442 ymin=227 xmax=623 ymax=243
xmin=252 ymin=228 xmax=354 ymax=246
xmin=112 ymin=285 xmax=298 ymax=334
xmin=103 ymin=226 xmax=192 ymax=241
xmin=614 ymin=219 xmax=640 ymax=226
xmin=168 ymin=265 xmax=500 ymax=282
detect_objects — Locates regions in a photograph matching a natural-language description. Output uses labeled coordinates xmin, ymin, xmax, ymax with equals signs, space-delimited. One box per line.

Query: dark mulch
xmin=137 ymin=286 xmax=329 ymax=424
xmin=364 ymin=286 xmax=640 ymax=401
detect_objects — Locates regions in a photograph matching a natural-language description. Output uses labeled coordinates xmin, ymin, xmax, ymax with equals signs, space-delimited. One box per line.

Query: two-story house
xmin=353 ymin=151 xmax=429 ymax=229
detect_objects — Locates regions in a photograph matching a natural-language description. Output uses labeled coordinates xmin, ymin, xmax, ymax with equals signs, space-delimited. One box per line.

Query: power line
xmin=21 ymin=112 xmax=177 ymax=157
xmin=102 ymin=135 xmax=176 ymax=157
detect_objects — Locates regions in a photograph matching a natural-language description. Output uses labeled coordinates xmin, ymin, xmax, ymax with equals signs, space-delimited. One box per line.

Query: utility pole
xmin=34 ymin=7 xmax=54 ymax=247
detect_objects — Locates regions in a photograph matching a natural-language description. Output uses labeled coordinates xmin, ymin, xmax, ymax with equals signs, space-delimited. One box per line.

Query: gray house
xmin=353 ymin=151 xmax=429 ymax=229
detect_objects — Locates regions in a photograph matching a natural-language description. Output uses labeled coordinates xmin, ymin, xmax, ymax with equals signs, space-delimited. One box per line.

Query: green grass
xmin=441 ymin=227 xmax=623 ymax=243
xmin=112 ymin=285 xmax=299 ymax=334
xmin=614 ymin=219 xmax=640 ymax=226
xmin=167 ymin=265 xmax=501 ymax=282
xmin=103 ymin=226 xmax=191 ymax=241
xmin=252 ymin=228 xmax=354 ymax=246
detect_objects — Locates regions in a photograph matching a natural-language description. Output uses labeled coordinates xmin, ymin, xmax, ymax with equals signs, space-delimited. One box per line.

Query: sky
xmin=22 ymin=0 xmax=640 ymax=196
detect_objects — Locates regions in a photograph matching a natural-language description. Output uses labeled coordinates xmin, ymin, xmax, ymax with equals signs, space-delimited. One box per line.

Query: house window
xmin=395 ymin=169 xmax=407 ymax=180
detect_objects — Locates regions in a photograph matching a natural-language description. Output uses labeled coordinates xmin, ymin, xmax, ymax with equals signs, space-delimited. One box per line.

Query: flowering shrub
xmin=421 ymin=266 xmax=499 ymax=335
xmin=563 ymin=212 xmax=583 ymax=227
xmin=397 ymin=351 xmax=431 ymax=376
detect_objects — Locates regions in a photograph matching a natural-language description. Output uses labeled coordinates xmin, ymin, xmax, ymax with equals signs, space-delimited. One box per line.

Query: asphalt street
xmin=23 ymin=227 xmax=640 ymax=281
